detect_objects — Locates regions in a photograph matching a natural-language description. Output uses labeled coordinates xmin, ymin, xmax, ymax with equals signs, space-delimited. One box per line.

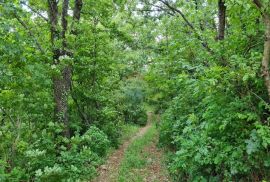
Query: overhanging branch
xmin=14 ymin=13 xmax=45 ymax=53
xmin=20 ymin=1 xmax=49 ymax=22
xmin=158 ymin=0 xmax=213 ymax=54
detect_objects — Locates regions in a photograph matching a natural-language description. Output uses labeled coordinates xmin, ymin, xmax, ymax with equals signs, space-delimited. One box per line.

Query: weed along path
xmin=92 ymin=112 xmax=170 ymax=182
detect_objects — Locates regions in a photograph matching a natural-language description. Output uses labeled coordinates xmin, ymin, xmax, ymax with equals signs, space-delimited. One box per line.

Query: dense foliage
xmin=2 ymin=0 xmax=270 ymax=181
xmin=0 ymin=0 xmax=147 ymax=181
xmin=141 ymin=0 xmax=270 ymax=181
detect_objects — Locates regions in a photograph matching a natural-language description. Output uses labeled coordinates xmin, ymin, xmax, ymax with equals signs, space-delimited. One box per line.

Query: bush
xmin=31 ymin=126 xmax=110 ymax=181
xmin=81 ymin=126 xmax=110 ymax=157
xmin=0 ymin=122 xmax=111 ymax=182
xmin=118 ymin=78 xmax=148 ymax=126
xmin=159 ymin=70 xmax=270 ymax=181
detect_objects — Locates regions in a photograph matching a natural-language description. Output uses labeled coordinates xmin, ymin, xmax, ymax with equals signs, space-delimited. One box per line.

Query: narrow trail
xmin=92 ymin=112 xmax=169 ymax=182
xmin=139 ymin=133 xmax=170 ymax=182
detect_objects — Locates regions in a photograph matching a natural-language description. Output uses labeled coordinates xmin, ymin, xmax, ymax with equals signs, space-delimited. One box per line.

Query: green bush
xmin=81 ymin=126 xmax=110 ymax=157
xmin=118 ymin=78 xmax=148 ymax=126
xmin=159 ymin=70 xmax=270 ymax=181
xmin=0 ymin=122 xmax=111 ymax=182
xmin=31 ymin=126 xmax=110 ymax=182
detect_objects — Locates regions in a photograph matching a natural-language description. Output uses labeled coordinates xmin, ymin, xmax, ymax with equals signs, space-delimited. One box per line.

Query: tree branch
xmin=71 ymin=93 xmax=91 ymax=125
xmin=13 ymin=13 xmax=45 ymax=53
xmin=20 ymin=1 xmax=49 ymax=22
xmin=73 ymin=0 xmax=83 ymax=21
xmin=253 ymin=0 xmax=263 ymax=9
xmin=158 ymin=0 xmax=213 ymax=54
xmin=150 ymin=4 xmax=175 ymax=16
xmin=0 ymin=107 xmax=15 ymax=125
xmin=252 ymin=0 xmax=265 ymax=15
xmin=61 ymin=0 xmax=69 ymax=51
xmin=70 ymin=0 xmax=83 ymax=34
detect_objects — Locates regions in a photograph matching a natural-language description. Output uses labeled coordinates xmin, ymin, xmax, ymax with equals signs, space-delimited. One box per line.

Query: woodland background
xmin=1 ymin=0 xmax=270 ymax=181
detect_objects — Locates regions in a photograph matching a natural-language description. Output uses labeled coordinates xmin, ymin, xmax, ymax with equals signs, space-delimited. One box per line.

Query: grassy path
xmin=93 ymin=112 xmax=170 ymax=182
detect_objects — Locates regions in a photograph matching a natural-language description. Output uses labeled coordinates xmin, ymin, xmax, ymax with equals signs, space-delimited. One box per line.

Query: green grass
xmin=143 ymin=103 xmax=155 ymax=113
xmin=118 ymin=125 xmax=157 ymax=182
xmin=106 ymin=123 xmax=140 ymax=158
xmin=119 ymin=124 xmax=140 ymax=144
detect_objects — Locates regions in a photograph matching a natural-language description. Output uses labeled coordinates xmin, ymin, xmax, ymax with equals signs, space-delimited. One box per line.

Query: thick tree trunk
xmin=217 ymin=0 xmax=226 ymax=40
xmin=53 ymin=66 xmax=72 ymax=137
xmin=47 ymin=0 xmax=83 ymax=137
xmin=48 ymin=0 xmax=71 ymax=137
xmin=262 ymin=15 xmax=270 ymax=100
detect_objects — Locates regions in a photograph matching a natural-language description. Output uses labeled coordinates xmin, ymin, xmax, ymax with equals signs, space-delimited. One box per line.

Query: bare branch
xmin=159 ymin=0 xmax=195 ymax=30
xmin=20 ymin=1 xmax=48 ymax=22
xmin=150 ymin=4 xmax=175 ymax=16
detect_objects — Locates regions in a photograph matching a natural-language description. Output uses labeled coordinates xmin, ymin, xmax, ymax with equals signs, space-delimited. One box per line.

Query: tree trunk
xmin=217 ymin=0 xmax=226 ymax=40
xmin=47 ymin=0 xmax=83 ymax=137
xmin=48 ymin=0 xmax=71 ymax=137
xmin=53 ymin=66 xmax=72 ymax=138
xmin=262 ymin=14 xmax=270 ymax=100
xmin=252 ymin=0 xmax=270 ymax=101
xmin=217 ymin=0 xmax=227 ymax=66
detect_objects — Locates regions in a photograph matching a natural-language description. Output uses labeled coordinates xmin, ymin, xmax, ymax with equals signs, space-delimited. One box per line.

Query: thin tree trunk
xmin=252 ymin=0 xmax=270 ymax=101
xmin=73 ymin=0 xmax=83 ymax=21
xmin=217 ymin=0 xmax=226 ymax=40
xmin=61 ymin=0 xmax=69 ymax=50
xmin=217 ymin=0 xmax=227 ymax=66
xmin=262 ymin=15 xmax=270 ymax=100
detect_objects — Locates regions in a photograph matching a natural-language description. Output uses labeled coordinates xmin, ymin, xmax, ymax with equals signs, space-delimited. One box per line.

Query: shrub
xmin=159 ymin=70 xmax=270 ymax=181
xmin=81 ymin=126 xmax=110 ymax=157
xmin=118 ymin=78 xmax=148 ymax=126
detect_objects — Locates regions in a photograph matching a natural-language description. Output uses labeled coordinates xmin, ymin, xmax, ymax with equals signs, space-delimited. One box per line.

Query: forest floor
xmin=92 ymin=112 xmax=170 ymax=182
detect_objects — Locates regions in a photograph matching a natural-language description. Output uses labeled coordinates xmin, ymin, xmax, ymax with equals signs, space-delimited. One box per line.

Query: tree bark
xmin=262 ymin=15 xmax=270 ymax=100
xmin=217 ymin=0 xmax=226 ymax=40
xmin=52 ymin=67 xmax=72 ymax=138
xmin=48 ymin=0 xmax=83 ymax=138
xmin=48 ymin=0 xmax=71 ymax=137
xmin=73 ymin=0 xmax=83 ymax=21
xmin=252 ymin=0 xmax=270 ymax=101
xmin=217 ymin=0 xmax=227 ymax=66
xmin=61 ymin=0 xmax=69 ymax=50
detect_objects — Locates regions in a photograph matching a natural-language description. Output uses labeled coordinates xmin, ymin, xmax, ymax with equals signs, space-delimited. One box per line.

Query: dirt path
xmin=137 ymin=134 xmax=170 ymax=182
xmin=92 ymin=113 xmax=153 ymax=182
